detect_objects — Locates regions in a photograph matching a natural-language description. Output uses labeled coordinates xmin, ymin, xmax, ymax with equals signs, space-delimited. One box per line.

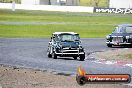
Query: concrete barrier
xmin=0 ymin=3 xmax=94 ymax=13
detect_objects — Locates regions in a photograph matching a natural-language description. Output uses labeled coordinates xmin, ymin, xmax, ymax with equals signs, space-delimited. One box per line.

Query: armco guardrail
xmin=0 ymin=3 xmax=94 ymax=13
xmin=94 ymin=7 xmax=132 ymax=14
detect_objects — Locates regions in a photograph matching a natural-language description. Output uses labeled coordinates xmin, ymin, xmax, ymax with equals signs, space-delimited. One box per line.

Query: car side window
xmin=113 ymin=27 xmax=118 ymax=33
xmin=126 ymin=27 xmax=132 ymax=33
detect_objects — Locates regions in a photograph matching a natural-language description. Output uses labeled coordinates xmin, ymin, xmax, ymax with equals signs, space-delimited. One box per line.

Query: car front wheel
xmin=107 ymin=44 xmax=112 ymax=47
xmin=47 ymin=53 xmax=52 ymax=58
xmin=80 ymin=54 xmax=85 ymax=61
xmin=53 ymin=52 xmax=57 ymax=59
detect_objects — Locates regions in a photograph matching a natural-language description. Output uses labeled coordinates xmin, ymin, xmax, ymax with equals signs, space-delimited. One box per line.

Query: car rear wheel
xmin=107 ymin=44 xmax=112 ymax=47
xmin=80 ymin=54 xmax=85 ymax=61
xmin=53 ymin=52 xmax=57 ymax=59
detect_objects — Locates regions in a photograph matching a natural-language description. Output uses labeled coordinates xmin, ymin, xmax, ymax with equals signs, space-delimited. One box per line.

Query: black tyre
xmin=107 ymin=44 xmax=112 ymax=47
xmin=80 ymin=54 xmax=85 ymax=61
xmin=53 ymin=52 xmax=57 ymax=59
xmin=48 ymin=53 xmax=52 ymax=58
xmin=73 ymin=56 xmax=77 ymax=60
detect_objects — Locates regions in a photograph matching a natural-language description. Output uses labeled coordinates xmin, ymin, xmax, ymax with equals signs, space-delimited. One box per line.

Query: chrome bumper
xmin=55 ymin=52 xmax=85 ymax=55
xmin=106 ymin=42 xmax=131 ymax=45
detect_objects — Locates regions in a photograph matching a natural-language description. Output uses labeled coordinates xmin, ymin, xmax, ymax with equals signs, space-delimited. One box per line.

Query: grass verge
xmin=0 ymin=9 xmax=132 ymax=38
xmin=0 ymin=24 xmax=113 ymax=38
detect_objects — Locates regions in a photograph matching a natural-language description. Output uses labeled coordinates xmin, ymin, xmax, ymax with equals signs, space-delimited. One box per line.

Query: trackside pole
xmin=12 ymin=1 xmax=15 ymax=11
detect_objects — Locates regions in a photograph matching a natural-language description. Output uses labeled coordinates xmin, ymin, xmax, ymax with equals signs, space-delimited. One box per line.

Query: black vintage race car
xmin=47 ymin=32 xmax=85 ymax=61
xmin=106 ymin=24 xmax=132 ymax=47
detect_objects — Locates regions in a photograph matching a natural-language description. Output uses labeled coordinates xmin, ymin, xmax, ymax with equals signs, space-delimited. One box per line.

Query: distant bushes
xmin=80 ymin=0 xmax=108 ymax=7
xmin=0 ymin=0 xmax=21 ymax=4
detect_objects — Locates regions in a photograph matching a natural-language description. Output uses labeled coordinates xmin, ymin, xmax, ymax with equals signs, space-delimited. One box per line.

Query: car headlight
xmin=58 ymin=43 xmax=62 ymax=48
xmin=56 ymin=44 xmax=61 ymax=49
xmin=79 ymin=45 xmax=84 ymax=51
xmin=106 ymin=35 xmax=110 ymax=39
xmin=79 ymin=45 xmax=82 ymax=48
xmin=126 ymin=36 xmax=130 ymax=39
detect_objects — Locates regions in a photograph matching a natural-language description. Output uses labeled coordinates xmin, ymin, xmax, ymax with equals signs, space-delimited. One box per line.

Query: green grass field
xmin=0 ymin=9 xmax=132 ymax=38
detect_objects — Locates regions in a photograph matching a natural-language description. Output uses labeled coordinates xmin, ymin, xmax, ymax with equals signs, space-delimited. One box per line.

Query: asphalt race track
xmin=0 ymin=38 xmax=132 ymax=78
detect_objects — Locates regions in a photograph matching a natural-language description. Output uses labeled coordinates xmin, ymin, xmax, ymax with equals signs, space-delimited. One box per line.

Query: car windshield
xmin=113 ymin=26 xmax=132 ymax=33
xmin=113 ymin=27 xmax=125 ymax=33
xmin=59 ymin=34 xmax=79 ymax=42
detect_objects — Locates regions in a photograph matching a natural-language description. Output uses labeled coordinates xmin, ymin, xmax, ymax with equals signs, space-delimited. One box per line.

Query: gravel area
xmin=0 ymin=65 xmax=130 ymax=88
xmin=92 ymin=48 xmax=132 ymax=61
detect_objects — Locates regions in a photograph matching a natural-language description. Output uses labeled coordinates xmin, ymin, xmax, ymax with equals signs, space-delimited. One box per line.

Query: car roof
xmin=53 ymin=32 xmax=78 ymax=35
xmin=118 ymin=24 xmax=132 ymax=27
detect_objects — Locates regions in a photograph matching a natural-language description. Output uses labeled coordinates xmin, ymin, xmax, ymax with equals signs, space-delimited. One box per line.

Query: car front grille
xmin=112 ymin=37 xmax=123 ymax=43
xmin=62 ymin=50 xmax=79 ymax=53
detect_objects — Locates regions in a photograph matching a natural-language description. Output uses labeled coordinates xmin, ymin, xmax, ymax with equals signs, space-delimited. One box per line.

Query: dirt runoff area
xmin=93 ymin=48 xmax=132 ymax=61
xmin=0 ymin=65 xmax=130 ymax=88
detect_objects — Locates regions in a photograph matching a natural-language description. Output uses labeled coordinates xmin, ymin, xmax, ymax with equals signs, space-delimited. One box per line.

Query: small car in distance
xmin=106 ymin=24 xmax=132 ymax=47
xmin=47 ymin=32 xmax=85 ymax=61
